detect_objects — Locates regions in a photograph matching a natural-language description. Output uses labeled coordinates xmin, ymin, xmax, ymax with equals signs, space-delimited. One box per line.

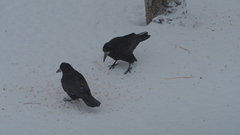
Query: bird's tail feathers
xmin=81 ymin=94 xmax=101 ymax=107
xmin=137 ymin=31 xmax=150 ymax=42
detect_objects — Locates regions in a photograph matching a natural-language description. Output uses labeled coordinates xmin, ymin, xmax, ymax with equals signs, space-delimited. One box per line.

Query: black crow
xmin=56 ymin=62 xmax=101 ymax=107
xmin=103 ymin=31 xmax=150 ymax=74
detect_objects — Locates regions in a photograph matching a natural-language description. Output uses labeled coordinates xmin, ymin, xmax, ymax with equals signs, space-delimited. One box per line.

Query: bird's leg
xmin=124 ymin=63 xmax=133 ymax=74
xmin=109 ymin=60 xmax=118 ymax=69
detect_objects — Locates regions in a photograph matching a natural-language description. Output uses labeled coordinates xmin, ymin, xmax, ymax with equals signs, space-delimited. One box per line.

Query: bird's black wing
xmin=119 ymin=33 xmax=139 ymax=55
xmin=108 ymin=33 xmax=138 ymax=55
xmin=121 ymin=32 xmax=150 ymax=54
xmin=61 ymin=70 xmax=90 ymax=96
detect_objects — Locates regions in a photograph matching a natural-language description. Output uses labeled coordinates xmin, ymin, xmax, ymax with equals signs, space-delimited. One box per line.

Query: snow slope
xmin=1 ymin=0 xmax=240 ymax=135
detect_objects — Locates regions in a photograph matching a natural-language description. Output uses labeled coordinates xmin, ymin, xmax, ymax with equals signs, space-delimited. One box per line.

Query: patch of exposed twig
xmin=24 ymin=102 xmax=41 ymax=105
xmin=179 ymin=46 xmax=191 ymax=53
xmin=165 ymin=75 xmax=193 ymax=79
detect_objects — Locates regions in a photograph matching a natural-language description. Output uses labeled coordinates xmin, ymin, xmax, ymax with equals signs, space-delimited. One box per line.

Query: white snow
xmin=1 ymin=0 xmax=240 ymax=135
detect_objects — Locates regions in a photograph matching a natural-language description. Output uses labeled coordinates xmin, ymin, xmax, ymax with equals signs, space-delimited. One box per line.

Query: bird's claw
xmin=108 ymin=63 xmax=118 ymax=70
xmin=124 ymin=67 xmax=132 ymax=74
xmin=63 ymin=98 xmax=73 ymax=102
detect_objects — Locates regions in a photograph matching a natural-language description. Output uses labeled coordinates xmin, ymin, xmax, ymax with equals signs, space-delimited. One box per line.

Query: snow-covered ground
xmin=1 ymin=0 xmax=240 ymax=134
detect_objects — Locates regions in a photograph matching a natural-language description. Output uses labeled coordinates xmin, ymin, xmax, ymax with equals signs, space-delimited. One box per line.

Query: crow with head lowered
xmin=56 ymin=62 xmax=101 ymax=107
xmin=103 ymin=31 xmax=150 ymax=74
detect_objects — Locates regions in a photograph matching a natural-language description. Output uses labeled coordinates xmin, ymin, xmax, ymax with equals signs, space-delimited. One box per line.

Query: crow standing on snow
xmin=103 ymin=31 xmax=150 ymax=74
xmin=56 ymin=62 xmax=101 ymax=107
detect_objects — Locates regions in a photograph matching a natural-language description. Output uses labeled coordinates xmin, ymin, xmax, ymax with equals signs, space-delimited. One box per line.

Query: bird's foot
xmin=108 ymin=63 xmax=118 ymax=70
xmin=63 ymin=98 xmax=73 ymax=102
xmin=124 ymin=67 xmax=132 ymax=74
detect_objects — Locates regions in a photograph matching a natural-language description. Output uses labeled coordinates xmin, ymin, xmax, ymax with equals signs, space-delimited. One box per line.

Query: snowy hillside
xmin=1 ymin=0 xmax=240 ymax=135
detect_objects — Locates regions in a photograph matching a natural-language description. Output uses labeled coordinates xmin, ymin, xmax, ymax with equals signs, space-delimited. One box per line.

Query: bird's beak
xmin=103 ymin=52 xmax=110 ymax=62
xmin=56 ymin=68 xmax=62 ymax=73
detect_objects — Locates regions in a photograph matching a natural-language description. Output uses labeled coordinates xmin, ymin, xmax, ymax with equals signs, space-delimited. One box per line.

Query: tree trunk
xmin=145 ymin=0 xmax=165 ymax=25
xmin=145 ymin=0 xmax=187 ymax=25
